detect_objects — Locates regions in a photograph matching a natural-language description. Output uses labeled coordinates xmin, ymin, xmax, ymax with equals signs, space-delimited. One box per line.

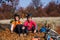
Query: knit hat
xmin=26 ymin=13 xmax=32 ymax=18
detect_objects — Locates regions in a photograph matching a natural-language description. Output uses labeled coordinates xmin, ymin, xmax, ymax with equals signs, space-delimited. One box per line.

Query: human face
xmin=27 ymin=17 xmax=32 ymax=21
xmin=15 ymin=16 xmax=19 ymax=21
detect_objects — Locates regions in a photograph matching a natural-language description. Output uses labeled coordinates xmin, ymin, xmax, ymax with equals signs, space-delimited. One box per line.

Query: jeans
xmin=14 ymin=24 xmax=28 ymax=35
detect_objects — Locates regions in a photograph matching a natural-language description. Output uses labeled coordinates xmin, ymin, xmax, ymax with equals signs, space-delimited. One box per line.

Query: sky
xmin=17 ymin=0 xmax=60 ymax=9
xmin=17 ymin=0 xmax=51 ymax=8
xmin=0 ymin=0 xmax=60 ymax=9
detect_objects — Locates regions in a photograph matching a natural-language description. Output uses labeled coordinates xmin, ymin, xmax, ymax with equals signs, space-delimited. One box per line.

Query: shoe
xmin=11 ymin=31 xmax=13 ymax=34
xmin=20 ymin=34 xmax=23 ymax=36
xmin=24 ymin=33 xmax=27 ymax=36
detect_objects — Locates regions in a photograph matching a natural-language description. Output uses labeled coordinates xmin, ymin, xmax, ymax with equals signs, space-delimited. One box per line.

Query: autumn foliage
xmin=0 ymin=0 xmax=60 ymax=19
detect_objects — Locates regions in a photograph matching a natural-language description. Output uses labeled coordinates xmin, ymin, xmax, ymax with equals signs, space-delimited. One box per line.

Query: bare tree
xmin=32 ymin=0 xmax=42 ymax=9
xmin=10 ymin=0 xmax=19 ymax=13
xmin=0 ymin=0 xmax=19 ymax=13
xmin=0 ymin=0 xmax=19 ymax=19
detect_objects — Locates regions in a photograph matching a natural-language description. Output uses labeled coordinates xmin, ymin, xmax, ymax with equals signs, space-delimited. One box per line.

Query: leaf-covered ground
xmin=0 ymin=28 xmax=45 ymax=40
xmin=0 ymin=24 xmax=60 ymax=40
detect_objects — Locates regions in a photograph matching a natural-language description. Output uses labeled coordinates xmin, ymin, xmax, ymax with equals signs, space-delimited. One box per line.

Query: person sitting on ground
xmin=40 ymin=22 xmax=51 ymax=40
xmin=39 ymin=22 xmax=50 ymax=33
xmin=11 ymin=14 xmax=27 ymax=36
xmin=24 ymin=14 xmax=38 ymax=33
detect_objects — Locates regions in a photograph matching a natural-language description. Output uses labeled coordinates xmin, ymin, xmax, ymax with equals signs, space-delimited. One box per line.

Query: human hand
xmin=22 ymin=26 xmax=25 ymax=29
xmin=34 ymin=30 xmax=36 ymax=33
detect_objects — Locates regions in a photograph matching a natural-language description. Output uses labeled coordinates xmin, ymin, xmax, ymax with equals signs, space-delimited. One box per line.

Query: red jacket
xmin=24 ymin=20 xmax=36 ymax=30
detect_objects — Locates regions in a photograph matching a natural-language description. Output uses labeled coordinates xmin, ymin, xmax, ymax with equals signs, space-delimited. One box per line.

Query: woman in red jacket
xmin=24 ymin=14 xmax=38 ymax=33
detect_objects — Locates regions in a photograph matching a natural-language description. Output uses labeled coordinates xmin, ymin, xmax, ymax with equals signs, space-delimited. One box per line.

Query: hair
xmin=26 ymin=13 xmax=32 ymax=19
xmin=26 ymin=13 xmax=32 ymax=23
xmin=14 ymin=14 xmax=20 ymax=21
